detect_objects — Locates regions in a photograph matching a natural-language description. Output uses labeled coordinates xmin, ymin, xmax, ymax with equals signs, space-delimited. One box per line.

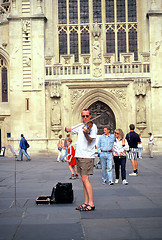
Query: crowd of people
xmin=55 ymin=109 xmax=155 ymax=211
xmin=17 ymin=108 xmax=155 ymax=212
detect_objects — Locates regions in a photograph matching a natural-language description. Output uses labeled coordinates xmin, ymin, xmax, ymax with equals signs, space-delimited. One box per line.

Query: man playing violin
xmin=65 ymin=109 xmax=97 ymax=211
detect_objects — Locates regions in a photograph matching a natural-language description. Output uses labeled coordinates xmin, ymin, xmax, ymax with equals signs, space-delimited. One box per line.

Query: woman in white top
xmin=138 ymin=134 xmax=143 ymax=159
xmin=148 ymin=132 xmax=154 ymax=158
xmin=112 ymin=129 xmax=129 ymax=185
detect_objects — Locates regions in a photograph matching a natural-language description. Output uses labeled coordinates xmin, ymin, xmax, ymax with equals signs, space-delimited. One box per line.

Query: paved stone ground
xmin=0 ymin=154 xmax=162 ymax=240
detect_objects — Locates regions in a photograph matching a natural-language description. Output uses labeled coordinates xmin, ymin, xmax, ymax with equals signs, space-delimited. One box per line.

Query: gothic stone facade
xmin=0 ymin=0 xmax=162 ymax=156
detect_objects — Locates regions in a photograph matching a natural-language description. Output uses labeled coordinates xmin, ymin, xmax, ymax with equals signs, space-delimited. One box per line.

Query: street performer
xmin=65 ymin=109 xmax=97 ymax=211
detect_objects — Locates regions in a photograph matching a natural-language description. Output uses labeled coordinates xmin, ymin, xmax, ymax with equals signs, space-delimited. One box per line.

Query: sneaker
xmin=129 ymin=172 xmax=137 ymax=176
xmin=122 ymin=179 xmax=128 ymax=185
xmin=69 ymin=175 xmax=76 ymax=180
xmin=75 ymin=175 xmax=79 ymax=179
xmin=115 ymin=179 xmax=119 ymax=184
xmin=109 ymin=181 xmax=114 ymax=185
xmin=102 ymin=181 xmax=106 ymax=185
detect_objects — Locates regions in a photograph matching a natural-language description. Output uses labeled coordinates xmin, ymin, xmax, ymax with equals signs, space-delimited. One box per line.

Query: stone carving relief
xmin=22 ymin=20 xmax=30 ymax=33
xmin=108 ymin=89 xmax=127 ymax=108
xmin=92 ymin=22 xmax=102 ymax=77
xmin=70 ymin=89 xmax=90 ymax=110
xmin=134 ymin=79 xmax=147 ymax=132
xmin=136 ymin=95 xmax=146 ymax=124
xmin=51 ymin=100 xmax=61 ymax=126
xmin=93 ymin=36 xmax=101 ymax=64
xmin=134 ymin=79 xmax=147 ymax=96
xmin=49 ymin=80 xmax=61 ymax=98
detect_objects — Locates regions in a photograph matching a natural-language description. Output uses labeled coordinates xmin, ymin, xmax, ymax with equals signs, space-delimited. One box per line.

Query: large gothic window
xmin=58 ymin=0 xmax=138 ymax=62
xmin=0 ymin=57 xmax=8 ymax=102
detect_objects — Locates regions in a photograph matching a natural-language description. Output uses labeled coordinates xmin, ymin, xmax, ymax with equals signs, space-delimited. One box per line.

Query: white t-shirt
xmin=71 ymin=123 xmax=97 ymax=158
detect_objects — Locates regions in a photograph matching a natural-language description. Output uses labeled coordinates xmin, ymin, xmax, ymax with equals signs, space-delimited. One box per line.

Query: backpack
xmin=25 ymin=139 xmax=30 ymax=148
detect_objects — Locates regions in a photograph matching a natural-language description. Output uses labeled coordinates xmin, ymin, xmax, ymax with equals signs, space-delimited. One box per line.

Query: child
xmin=67 ymin=138 xmax=79 ymax=179
xmin=57 ymin=134 xmax=64 ymax=162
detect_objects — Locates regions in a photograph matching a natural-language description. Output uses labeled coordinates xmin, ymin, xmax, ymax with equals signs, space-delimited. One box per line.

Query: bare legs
xmin=130 ymin=159 xmax=138 ymax=171
xmin=81 ymin=175 xmax=94 ymax=207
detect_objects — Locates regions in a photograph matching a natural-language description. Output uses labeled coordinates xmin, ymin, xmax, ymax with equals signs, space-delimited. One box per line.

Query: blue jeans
xmin=100 ymin=152 xmax=113 ymax=182
xmin=18 ymin=149 xmax=30 ymax=160
xmin=61 ymin=147 xmax=68 ymax=161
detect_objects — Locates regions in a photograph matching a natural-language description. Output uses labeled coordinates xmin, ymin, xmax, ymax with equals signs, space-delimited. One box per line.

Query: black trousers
xmin=114 ymin=156 xmax=126 ymax=180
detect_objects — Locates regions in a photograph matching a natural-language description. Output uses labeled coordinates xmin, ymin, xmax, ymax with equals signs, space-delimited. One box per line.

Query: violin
xmin=84 ymin=121 xmax=93 ymax=134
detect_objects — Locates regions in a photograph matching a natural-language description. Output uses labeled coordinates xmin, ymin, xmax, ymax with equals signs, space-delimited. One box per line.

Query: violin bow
xmin=65 ymin=113 xmax=103 ymax=132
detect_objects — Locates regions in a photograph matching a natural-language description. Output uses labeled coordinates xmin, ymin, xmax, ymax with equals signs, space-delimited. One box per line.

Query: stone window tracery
xmin=57 ymin=0 xmax=138 ymax=62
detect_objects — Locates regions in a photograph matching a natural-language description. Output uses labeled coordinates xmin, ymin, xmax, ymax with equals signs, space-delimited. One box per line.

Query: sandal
xmin=75 ymin=203 xmax=88 ymax=210
xmin=80 ymin=204 xmax=95 ymax=211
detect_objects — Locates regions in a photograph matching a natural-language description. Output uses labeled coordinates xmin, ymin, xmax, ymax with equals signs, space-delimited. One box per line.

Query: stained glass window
xmin=81 ymin=29 xmax=90 ymax=54
xmin=129 ymin=27 xmax=138 ymax=60
xmin=58 ymin=0 xmax=67 ymax=24
xmin=106 ymin=29 xmax=115 ymax=53
xmin=59 ymin=30 xmax=67 ymax=56
xmin=128 ymin=0 xmax=137 ymax=22
xmin=105 ymin=0 xmax=114 ymax=23
xmin=80 ymin=0 xmax=89 ymax=23
xmin=70 ymin=29 xmax=78 ymax=62
xmin=69 ymin=0 xmax=78 ymax=24
xmin=2 ymin=67 xmax=8 ymax=102
xmin=117 ymin=0 xmax=125 ymax=22
xmin=93 ymin=0 xmax=102 ymax=23
xmin=117 ymin=28 xmax=126 ymax=60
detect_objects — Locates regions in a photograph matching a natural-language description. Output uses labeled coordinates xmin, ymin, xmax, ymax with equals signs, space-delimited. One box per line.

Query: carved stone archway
xmin=71 ymin=88 xmax=127 ymax=133
xmin=89 ymin=101 xmax=116 ymax=134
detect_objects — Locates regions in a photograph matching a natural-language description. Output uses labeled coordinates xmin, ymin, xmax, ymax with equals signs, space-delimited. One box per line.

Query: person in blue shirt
xmin=97 ymin=127 xmax=115 ymax=185
xmin=18 ymin=134 xmax=31 ymax=161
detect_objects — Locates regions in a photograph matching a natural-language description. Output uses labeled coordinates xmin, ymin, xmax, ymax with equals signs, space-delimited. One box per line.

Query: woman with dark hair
xmin=112 ymin=129 xmax=129 ymax=185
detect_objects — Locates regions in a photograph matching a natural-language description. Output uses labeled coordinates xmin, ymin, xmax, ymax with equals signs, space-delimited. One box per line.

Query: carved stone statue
xmin=50 ymin=81 xmax=61 ymax=98
xmin=136 ymin=95 xmax=146 ymax=124
xmin=93 ymin=36 xmax=101 ymax=64
xmin=51 ymin=100 xmax=61 ymax=126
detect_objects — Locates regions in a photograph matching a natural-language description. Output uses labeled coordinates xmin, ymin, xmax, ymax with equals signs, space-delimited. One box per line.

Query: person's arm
xmin=83 ymin=126 xmax=94 ymax=143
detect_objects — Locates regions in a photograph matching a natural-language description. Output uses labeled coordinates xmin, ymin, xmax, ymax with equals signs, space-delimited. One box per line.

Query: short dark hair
xmin=67 ymin=134 xmax=70 ymax=137
xmin=81 ymin=109 xmax=91 ymax=115
xmin=21 ymin=134 xmax=24 ymax=138
xmin=129 ymin=124 xmax=135 ymax=130
xmin=148 ymin=132 xmax=152 ymax=136
xmin=59 ymin=134 xmax=62 ymax=138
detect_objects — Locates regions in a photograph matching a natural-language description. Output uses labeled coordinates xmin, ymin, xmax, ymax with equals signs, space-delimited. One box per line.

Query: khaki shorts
xmin=76 ymin=158 xmax=94 ymax=176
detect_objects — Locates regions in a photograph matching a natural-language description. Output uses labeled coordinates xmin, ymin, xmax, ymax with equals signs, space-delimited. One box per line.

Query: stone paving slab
xmin=0 ymin=155 xmax=162 ymax=240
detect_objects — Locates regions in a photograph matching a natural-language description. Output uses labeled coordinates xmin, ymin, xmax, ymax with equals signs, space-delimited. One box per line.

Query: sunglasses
xmin=115 ymin=132 xmax=119 ymax=135
xmin=82 ymin=115 xmax=90 ymax=118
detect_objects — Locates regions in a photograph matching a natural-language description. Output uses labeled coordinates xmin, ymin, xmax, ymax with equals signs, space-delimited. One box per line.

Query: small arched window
xmin=0 ymin=56 xmax=8 ymax=102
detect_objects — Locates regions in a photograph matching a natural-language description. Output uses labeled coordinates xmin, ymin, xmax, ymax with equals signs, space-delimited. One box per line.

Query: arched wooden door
xmin=88 ymin=101 xmax=116 ymax=135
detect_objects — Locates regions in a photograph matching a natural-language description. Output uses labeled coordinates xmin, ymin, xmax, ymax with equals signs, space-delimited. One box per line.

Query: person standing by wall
xmin=138 ymin=134 xmax=143 ymax=159
xmin=148 ymin=132 xmax=154 ymax=158
xmin=112 ymin=129 xmax=129 ymax=185
xmin=18 ymin=134 xmax=31 ymax=161
xmin=61 ymin=134 xmax=70 ymax=162
xmin=57 ymin=134 xmax=64 ymax=162
xmin=126 ymin=124 xmax=141 ymax=176
xmin=97 ymin=127 xmax=115 ymax=185
xmin=65 ymin=109 xmax=97 ymax=211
